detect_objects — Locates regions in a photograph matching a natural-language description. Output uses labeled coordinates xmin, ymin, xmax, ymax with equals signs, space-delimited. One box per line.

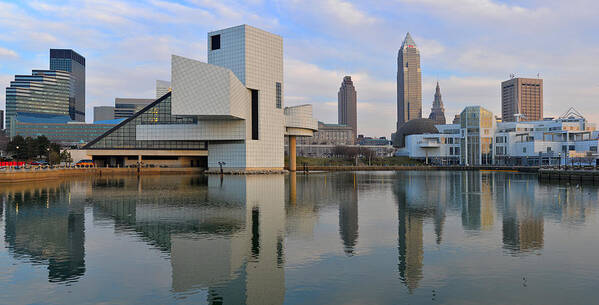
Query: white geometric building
xmin=401 ymin=107 xmax=599 ymax=166
xmin=80 ymin=25 xmax=316 ymax=171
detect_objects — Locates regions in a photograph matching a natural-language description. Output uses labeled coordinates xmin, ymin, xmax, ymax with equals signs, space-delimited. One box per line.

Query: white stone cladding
xmin=207 ymin=25 xmax=285 ymax=170
xmin=136 ymin=120 xmax=246 ymax=141
xmin=284 ymin=105 xmax=318 ymax=137
xmin=171 ymin=55 xmax=248 ymax=119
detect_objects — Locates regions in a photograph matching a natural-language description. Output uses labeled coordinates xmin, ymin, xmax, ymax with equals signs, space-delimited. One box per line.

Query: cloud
xmin=398 ymin=0 xmax=550 ymax=22
xmin=0 ymin=47 xmax=18 ymax=58
xmin=0 ymin=0 xmax=598 ymax=137
xmin=324 ymin=0 xmax=378 ymax=26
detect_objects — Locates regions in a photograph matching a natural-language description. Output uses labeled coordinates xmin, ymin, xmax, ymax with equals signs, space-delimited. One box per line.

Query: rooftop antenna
xmin=537 ymin=72 xmax=541 ymax=79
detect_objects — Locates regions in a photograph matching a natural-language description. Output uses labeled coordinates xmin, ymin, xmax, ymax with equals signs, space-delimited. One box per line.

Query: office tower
xmin=50 ymin=49 xmax=85 ymax=121
xmin=5 ymin=70 xmax=74 ymax=133
xmin=156 ymin=80 xmax=171 ymax=98
xmin=338 ymin=76 xmax=357 ymax=143
xmin=428 ymin=82 xmax=446 ymax=125
xmin=0 ymin=110 xmax=3 ymax=130
xmin=396 ymin=32 xmax=422 ymax=129
xmin=114 ymin=98 xmax=154 ymax=119
xmin=93 ymin=106 xmax=115 ymax=122
xmin=501 ymin=77 xmax=543 ymax=122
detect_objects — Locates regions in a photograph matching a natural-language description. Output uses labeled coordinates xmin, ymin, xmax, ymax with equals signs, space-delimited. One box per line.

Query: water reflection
xmin=2 ymin=181 xmax=86 ymax=283
xmin=1 ymin=172 xmax=599 ymax=304
xmin=393 ymin=171 xmax=448 ymax=292
xmin=89 ymin=175 xmax=285 ymax=305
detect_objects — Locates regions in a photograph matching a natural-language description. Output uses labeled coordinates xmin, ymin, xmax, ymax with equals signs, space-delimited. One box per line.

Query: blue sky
xmin=0 ymin=0 xmax=598 ymax=137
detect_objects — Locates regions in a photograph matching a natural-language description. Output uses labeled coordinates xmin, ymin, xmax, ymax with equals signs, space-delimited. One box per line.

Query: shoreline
xmin=2 ymin=166 xmax=597 ymax=183
xmin=0 ymin=165 xmax=542 ymax=183
xmin=0 ymin=167 xmax=205 ymax=183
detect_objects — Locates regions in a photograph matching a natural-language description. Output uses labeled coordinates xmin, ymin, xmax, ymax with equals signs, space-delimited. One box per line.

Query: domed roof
xmin=393 ymin=118 xmax=439 ymax=147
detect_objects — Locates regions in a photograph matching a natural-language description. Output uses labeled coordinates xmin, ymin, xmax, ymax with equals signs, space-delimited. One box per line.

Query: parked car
xmin=31 ymin=160 xmax=49 ymax=166
xmin=76 ymin=159 xmax=95 ymax=167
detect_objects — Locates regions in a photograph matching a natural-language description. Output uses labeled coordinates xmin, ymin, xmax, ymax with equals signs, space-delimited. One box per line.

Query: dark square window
xmin=211 ymin=35 xmax=221 ymax=50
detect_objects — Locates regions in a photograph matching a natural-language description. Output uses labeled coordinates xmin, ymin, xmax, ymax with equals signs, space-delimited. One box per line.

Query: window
xmin=523 ymin=147 xmax=527 ymax=153
xmin=211 ymin=35 xmax=221 ymax=50
xmin=591 ymin=146 xmax=598 ymax=152
xmin=276 ymin=82 xmax=282 ymax=109
xmin=251 ymin=89 xmax=259 ymax=140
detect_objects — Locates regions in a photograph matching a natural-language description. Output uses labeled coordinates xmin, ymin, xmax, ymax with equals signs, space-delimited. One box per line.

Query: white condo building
xmin=78 ymin=25 xmax=317 ymax=171
xmin=400 ymin=107 xmax=599 ymax=166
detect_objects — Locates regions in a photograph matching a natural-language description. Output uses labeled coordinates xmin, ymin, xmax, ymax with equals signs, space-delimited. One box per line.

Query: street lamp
xmin=218 ymin=161 xmax=226 ymax=175
xmin=558 ymin=152 xmax=561 ymax=170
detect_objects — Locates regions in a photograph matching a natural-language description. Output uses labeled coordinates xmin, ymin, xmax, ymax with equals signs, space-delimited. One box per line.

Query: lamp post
xmin=218 ymin=161 xmax=226 ymax=175
xmin=558 ymin=152 xmax=561 ymax=170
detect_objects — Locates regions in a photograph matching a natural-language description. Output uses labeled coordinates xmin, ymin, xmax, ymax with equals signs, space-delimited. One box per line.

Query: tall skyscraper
xmin=501 ymin=77 xmax=543 ymax=122
xmin=50 ymin=49 xmax=86 ymax=121
xmin=428 ymin=82 xmax=446 ymax=125
xmin=338 ymin=76 xmax=357 ymax=142
xmin=396 ymin=32 xmax=422 ymax=130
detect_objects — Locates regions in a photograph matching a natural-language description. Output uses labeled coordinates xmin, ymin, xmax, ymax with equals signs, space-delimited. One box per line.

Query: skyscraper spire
xmin=393 ymin=32 xmax=422 ymax=146
xmin=401 ymin=32 xmax=417 ymax=49
xmin=428 ymin=81 xmax=446 ymax=125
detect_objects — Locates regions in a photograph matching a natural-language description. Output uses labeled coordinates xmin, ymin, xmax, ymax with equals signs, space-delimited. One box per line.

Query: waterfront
xmin=1 ymin=171 xmax=599 ymax=304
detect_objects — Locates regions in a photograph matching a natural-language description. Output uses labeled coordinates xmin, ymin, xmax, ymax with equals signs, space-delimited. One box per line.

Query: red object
xmin=0 ymin=161 xmax=25 ymax=167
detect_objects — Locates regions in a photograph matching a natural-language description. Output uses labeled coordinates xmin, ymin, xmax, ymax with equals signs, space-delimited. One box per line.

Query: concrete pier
xmin=538 ymin=169 xmax=599 ymax=184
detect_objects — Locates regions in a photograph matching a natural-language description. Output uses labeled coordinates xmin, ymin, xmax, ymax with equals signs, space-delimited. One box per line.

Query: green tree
xmin=7 ymin=135 xmax=26 ymax=160
xmin=48 ymin=150 xmax=61 ymax=165
xmin=60 ymin=150 xmax=72 ymax=164
xmin=35 ymin=135 xmax=51 ymax=157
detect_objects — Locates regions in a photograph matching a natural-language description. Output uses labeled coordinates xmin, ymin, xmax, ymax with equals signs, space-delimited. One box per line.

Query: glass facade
xmin=5 ymin=70 xmax=74 ymax=133
xmin=11 ymin=121 xmax=116 ymax=145
xmin=85 ymin=93 xmax=206 ymax=150
xmin=114 ymin=98 xmax=154 ymax=119
xmin=50 ymin=49 xmax=85 ymax=121
xmin=276 ymin=82 xmax=282 ymax=109
xmin=460 ymin=106 xmax=495 ymax=165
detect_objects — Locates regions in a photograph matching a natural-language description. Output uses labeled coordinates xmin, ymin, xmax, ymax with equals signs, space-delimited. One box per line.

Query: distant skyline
xmin=0 ymin=0 xmax=598 ymax=137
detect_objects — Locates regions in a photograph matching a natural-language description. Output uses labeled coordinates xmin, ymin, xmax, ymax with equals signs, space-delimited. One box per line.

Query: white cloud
xmin=398 ymin=0 xmax=550 ymax=22
xmin=0 ymin=47 xmax=18 ymax=58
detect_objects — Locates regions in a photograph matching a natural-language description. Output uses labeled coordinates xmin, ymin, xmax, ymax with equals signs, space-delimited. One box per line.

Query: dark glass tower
xmin=428 ymin=82 xmax=446 ymax=125
xmin=50 ymin=49 xmax=85 ymax=121
xmin=396 ymin=33 xmax=422 ymax=130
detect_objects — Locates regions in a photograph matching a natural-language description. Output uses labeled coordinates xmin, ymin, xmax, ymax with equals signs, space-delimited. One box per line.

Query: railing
xmin=0 ymin=165 xmax=97 ymax=172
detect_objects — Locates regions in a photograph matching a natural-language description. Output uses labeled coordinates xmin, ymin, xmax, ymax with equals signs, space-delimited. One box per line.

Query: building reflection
xmin=460 ymin=171 xmax=495 ymax=231
xmin=2 ymin=181 xmax=86 ymax=283
xmin=500 ymin=177 xmax=544 ymax=253
xmin=89 ymin=175 xmax=285 ymax=305
xmin=285 ymin=172 xmax=359 ymax=255
xmin=393 ymin=171 xmax=449 ymax=293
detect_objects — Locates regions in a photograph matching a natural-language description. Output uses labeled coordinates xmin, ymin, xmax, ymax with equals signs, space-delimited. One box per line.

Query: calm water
xmin=1 ymin=171 xmax=599 ymax=305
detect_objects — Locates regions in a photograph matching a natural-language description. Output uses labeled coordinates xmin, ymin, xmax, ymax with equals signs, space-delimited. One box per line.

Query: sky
xmin=0 ymin=0 xmax=598 ymax=137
